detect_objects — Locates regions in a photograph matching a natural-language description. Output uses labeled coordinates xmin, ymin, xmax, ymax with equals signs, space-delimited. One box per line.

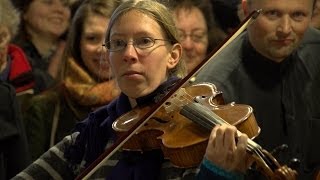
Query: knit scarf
xmin=63 ymin=57 xmax=119 ymax=107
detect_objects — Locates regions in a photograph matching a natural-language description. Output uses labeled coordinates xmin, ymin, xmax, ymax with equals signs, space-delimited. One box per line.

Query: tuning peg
xmin=270 ymin=144 xmax=288 ymax=156
xmin=288 ymin=158 xmax=300 ymax=170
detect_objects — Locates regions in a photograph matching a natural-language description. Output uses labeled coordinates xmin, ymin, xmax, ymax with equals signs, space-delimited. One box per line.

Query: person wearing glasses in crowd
xmin=165 ymin=0 xmax=226 ymax=73
xmin=13 ymin=0 xmax=256 ymax=179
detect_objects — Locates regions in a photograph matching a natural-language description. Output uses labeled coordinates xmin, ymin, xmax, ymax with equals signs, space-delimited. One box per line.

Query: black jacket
xmin=0 ymin=81 xmax=31 ymax=179
xmin=195 ymin=27 xmax=320 ymax=179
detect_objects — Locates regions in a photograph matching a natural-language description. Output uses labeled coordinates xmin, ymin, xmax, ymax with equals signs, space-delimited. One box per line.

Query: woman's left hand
xmin=204 ymin=124 xmax=252 ymax=173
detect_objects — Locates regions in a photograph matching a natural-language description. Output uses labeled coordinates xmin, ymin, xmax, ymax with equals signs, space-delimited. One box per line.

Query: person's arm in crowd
xmin=12 ymin=133 xmax=79 ymax=180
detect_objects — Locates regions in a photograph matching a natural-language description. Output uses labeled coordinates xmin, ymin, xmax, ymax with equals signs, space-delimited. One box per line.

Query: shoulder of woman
xmin=23 ymin=90 xmax=61 ymax=115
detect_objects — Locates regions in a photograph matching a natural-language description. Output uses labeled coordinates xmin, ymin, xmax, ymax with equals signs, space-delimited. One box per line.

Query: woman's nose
xmin=122 ymin=43 xmax=138 ymax=62
xmin=181 ymin=36 xmax=195 ymax=50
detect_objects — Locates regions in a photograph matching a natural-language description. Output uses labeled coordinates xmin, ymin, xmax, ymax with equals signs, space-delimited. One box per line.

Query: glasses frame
xmin=103 ymin=37 xmax=172 ymax=52
xmin=177 ymin=30 xmax=208 ymax=43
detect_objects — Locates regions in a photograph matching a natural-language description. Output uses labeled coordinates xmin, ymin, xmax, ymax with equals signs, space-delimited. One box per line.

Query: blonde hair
xmin=0 ymin=0 xmax=20 ymax=37
xmin=105 ymin=0 xmax=186 ymax=77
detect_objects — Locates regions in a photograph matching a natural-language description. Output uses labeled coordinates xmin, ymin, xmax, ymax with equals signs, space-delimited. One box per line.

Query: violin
xmin=75 ymin=9 xmax=297 ymax=180
xmin=112 ymin=83 xmax=296 ymax=179
xmin=112 ymin=83 xmax=259 ymax=166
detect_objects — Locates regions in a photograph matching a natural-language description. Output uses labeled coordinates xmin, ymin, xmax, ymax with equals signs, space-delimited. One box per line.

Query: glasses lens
xmin=178 ymin=31 xmax=207 ymax=43
xmin=191 ymin=34 xmax=206 ymax=43
xmin=106 ymin=37 xmax=162 ymax=51
xmin=135 ymin=37 xmax=155 ymax=49
xmin=107 ymin=39 xmax=126 ymax=51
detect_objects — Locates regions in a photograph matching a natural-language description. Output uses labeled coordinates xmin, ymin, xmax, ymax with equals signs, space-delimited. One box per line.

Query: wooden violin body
xmin=113 ymin=83 xmax=260 ymax=167
xmin=112 ymin=83 xmax=297 ymax=179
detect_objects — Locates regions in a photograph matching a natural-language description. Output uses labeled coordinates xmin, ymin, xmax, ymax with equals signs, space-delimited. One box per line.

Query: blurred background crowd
xmin=0 ymin=0 xmax=319 ymax=179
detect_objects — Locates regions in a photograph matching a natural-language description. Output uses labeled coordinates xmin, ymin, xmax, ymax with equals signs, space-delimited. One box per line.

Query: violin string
xmin=165 ymin=89 xmax=273 ymax=172
xmin=247 ymin=144 xmax=269 ymax=168
xmin=199 ymin=107 xmax=273 ymax=171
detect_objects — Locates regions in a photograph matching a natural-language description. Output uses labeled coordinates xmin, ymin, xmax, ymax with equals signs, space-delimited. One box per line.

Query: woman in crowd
xmin=23 ymin=0 xmax=120 ymax=160
xmin=166 ymin=0 xmax=226 ymax=73
xmin=0 ymin=1 xmax=31 ymax=178
xmin=14 ymin=0 xmax=252 ymax=179
xmin=12 ymin=0 xmax=73 ymax=93
xmin=0 ymin=0 xmax=36 ymax=120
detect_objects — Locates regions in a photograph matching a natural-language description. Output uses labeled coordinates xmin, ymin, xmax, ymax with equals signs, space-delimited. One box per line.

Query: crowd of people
xmin=0 ymin=0 xmax=319 ymax=179
xmin=22 ymin=0 xmax=120 ymax=161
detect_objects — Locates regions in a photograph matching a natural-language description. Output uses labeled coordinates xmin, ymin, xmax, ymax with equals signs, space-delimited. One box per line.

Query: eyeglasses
xmin=104 ymin=37 xmax=172 ymax=52
xmin=177 ymin=31 xmax=208 ymax=43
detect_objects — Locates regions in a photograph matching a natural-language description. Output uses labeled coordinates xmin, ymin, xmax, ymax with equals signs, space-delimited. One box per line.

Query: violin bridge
xmin=163 ymin=88 xmax=190 ymax=113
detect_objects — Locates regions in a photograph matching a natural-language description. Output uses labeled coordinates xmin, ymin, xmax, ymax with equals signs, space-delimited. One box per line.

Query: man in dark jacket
xmin=195 ymin=0 xmax=320 ymax=179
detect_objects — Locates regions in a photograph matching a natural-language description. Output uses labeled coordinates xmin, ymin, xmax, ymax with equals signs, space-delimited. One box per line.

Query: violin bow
xmin=75 ymin=9 xmax=262 ymax=180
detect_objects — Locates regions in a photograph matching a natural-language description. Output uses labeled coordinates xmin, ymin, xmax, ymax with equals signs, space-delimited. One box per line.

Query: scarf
xmin=63 ymin=57 xmax=119 ymax=107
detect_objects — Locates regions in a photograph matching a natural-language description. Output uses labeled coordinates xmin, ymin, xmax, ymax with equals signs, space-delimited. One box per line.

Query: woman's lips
xmin=122 ymin=70 xmax=143 ymax=79
xmin=123 ymin=70 xmax=141 ymax=76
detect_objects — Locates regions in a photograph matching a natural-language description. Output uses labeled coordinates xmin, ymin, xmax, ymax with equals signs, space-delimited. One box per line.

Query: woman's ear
xmin=167 ymin=43 xmax=182 ymax=69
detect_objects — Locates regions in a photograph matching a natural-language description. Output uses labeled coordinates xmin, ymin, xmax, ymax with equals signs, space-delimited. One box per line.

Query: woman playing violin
xmin=13 ymin=0 xmax=270 ymax=179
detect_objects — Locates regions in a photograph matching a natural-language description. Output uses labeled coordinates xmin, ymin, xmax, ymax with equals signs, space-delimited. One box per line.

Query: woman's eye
xmin=84 ymin=34 xmax=102 ymax=44
xmin=86 ymin=36 xmax=96 ymax=41
xmin=114 ymin=40 xmax=125 ymax=47
xmin=138 ymin=37 xmax=153 ymax=45
xmin=109 ymin=39 xmax=125 ymax=49
xmin=192 ymin=34 xmax=205 ymax=42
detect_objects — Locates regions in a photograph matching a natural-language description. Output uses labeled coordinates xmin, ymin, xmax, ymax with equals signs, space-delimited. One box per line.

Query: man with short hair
xmin=195 ymin=0 xmax=320 ymax=179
